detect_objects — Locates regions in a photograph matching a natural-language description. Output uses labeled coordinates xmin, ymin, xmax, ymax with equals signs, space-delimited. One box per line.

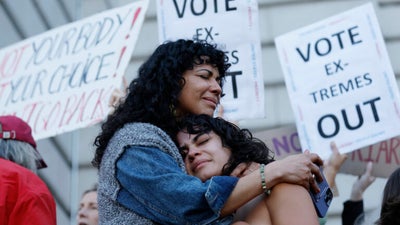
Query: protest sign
xmin=0 ymin=0 xmax=149 ymax=140
xmin=274 ymin=3 xmax=400 ymax=159
xmin=253 ymin=124 xmax=302 ymax=160
xmin=156 ymin=0 xmax=265 ymax=121
xmin=254 ymin=124 xmax=400 ymax=178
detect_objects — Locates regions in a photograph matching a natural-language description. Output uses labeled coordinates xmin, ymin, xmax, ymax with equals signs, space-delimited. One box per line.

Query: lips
xmin=192 ymin=159 xmax=209 ymax=172
xmin=202 ymin=97 xmax=218 ymax=108
xmin=78 ymin=219 xmax=91 ymax=225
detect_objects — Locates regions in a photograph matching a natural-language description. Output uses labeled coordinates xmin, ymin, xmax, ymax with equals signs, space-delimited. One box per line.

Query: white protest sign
xmin=253 ymin=124 xmax=400 ymax=178
xmin=156 ymin=0 xmax=264 ymax=121
xmin=274 ymin=3 xmax=400 ymax=159
xmin=0 ymin=0 xmax=149 ymax=140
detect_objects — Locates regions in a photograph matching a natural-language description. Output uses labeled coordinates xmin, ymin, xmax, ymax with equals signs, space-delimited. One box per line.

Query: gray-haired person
xmin=0 ymin=115 xmax=56 ymax=225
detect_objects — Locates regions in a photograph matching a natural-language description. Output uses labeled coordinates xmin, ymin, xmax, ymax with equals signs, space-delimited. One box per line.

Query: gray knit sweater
xmin=97 ymin=122 xmax=185 ymax=225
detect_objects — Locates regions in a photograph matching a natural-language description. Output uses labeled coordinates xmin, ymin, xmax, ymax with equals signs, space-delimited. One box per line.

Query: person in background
xmin=176 ymin=114 xmax=320 ymax=225
xmin=374 ymin=167 xmax=400 ymax=225
xmin=342 ymin=161 xmax=376 ymax=225
xmin=92 ymin=39 xmax=324 ymax=224
xmin=77 ymin=184 xmax=99 ymax=225
xmin=0 ymin=115 xmax=56 ymax=225
xmin=320 ymin=142 xmax=377 ymax=225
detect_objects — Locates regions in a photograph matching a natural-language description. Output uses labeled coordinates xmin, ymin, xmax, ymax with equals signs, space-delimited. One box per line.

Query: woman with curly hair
xmin=176 ymin=114 xmax=319 ymax=225
xmin=375 ymin=167 xmax=400 ymax=225
xmin=92 ymin=39 xmax=323 ymax=224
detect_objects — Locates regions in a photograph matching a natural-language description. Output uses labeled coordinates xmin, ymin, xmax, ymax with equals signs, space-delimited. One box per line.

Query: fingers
xmin=326 ymin=142 xmax=348 ymax=170
xmin=309 ymin=152 xmax=324 ymax=167
xmin=361 ymin=161 xmax=376 ymax=187
xmin=365 ymin=161 xmax=373 ymax=176
xmin=273 ymin=151 xmax=325 ymax=191
xmin=330 ymin=141 xmax=339 ymax=154
xmin=311 ymin=163 xmax=323 ymax=184
xmin=303 ymin=150 xmax=324 ymax=184
xmin=309 ymin=175 xmax=320 ymax=193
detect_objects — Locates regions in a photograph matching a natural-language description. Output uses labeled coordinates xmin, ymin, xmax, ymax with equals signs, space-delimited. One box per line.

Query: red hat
xmin=0 ymin=115 xmax=47 ymax=169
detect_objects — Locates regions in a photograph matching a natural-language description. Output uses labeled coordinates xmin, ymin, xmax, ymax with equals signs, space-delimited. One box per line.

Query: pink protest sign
xmin=0 ymin=0 xmax=149 ymax=140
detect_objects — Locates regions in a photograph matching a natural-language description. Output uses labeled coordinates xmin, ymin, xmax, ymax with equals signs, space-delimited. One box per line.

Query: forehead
xmin=81 ymin=191 xmax=97 ymax=203
xmin=176 ymin=130 xmax=193 ymax=142
xmin=177 ymin=129 xmax=217 ymax=143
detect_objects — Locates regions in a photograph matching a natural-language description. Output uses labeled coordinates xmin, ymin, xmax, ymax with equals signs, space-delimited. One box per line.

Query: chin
xmin=198 ymin=109 xmax=214 ymax=116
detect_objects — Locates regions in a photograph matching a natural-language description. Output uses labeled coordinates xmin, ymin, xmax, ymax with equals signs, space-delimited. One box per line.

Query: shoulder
xmin=0 ymin=159 xmax=55 ymax=205
xmin=118 ymin=122 xmax=171 ymax=142
xmin=0 ymin=158 xmax=34 ymax=179
xmin=114 ymin=122 xmax=175 ymax=149
xmin=111 ymin=122 xmax=184 ymax=167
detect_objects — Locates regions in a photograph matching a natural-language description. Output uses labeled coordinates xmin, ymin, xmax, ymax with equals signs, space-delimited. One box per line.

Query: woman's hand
xmin=265 ymin=150 xmax=323 ymax=193
xmin=350 ymin=161 xmax=375 ymax=201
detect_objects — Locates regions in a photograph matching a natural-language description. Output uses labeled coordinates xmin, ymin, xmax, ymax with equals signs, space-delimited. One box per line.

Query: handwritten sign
xmin=156 ymin=0 xmax=265 ymax=121
xmin=254 ymin=124 xmax=400 ymax=178
xmin=274 ymin=3 xmax=400 ymax=159
xmin=0 ymin=0 xmax=149 ymax=140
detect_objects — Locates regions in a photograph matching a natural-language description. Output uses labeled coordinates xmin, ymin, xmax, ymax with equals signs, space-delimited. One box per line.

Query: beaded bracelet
xmin=260 ymin=164 xmax=271 ymax=195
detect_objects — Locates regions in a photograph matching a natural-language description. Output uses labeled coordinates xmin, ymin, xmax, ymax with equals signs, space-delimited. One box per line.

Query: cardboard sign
xmin=0 ymin=0 xmax=149 ymax=140
xmin=156 ymin=0 xmax=265 ymax=121
xmin=254 ymin=124 xmax=400 ymax=178
xmin=274 ymin=3 xmax=400 ymax=159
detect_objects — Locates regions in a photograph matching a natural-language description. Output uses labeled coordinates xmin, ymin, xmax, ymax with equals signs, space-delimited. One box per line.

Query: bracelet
xmin=260 ymin=164 xmax=271 ymax=195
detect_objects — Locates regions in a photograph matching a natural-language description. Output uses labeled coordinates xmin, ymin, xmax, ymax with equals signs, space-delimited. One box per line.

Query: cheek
xmin=184 ymin=161 xmax=193 ymax=175
xmin=219 ymin=150 xmax=231 ymax=165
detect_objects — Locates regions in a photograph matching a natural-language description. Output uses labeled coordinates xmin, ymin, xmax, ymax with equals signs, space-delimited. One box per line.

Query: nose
xmin=187 ymin=148 xmax=201 ymax=162
xmin=209 ymin=79 xmax=222 ymax=97
xmin=77 ymin=208 xmax=88 ymax=218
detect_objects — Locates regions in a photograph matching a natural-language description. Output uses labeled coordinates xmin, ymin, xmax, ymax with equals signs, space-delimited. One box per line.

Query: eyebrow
xmin=178 ymin=132 xmax=204 ymax=147
xmin=194 ymin=132 xmax=208 ymax=142
xmin=195 ymin=68 xmax=212 ymax=74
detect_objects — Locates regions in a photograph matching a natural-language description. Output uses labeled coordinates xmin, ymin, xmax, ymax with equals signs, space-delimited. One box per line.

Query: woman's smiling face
xmin=177 ymin=62 xmax=222 ymax=117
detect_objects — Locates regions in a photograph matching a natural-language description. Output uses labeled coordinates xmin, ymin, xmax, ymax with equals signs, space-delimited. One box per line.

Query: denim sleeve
xmin=116 ymin=146 xmax=238 ymax=225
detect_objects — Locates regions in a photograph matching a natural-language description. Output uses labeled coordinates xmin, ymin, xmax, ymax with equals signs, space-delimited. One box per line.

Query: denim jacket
xmin=98 ymin=122 xmax=238 ymax=225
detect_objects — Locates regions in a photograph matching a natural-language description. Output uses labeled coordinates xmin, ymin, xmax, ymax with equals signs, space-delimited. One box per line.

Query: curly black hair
xmin=176 ymin=114 xmax=275 ymax=176
xmin=92 ymin=39 xmax=230 ymax=168
xmin=375 ymin=167 xmax=400 ymax=225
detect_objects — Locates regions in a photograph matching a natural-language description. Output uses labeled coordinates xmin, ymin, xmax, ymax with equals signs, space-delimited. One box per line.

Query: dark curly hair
xmin=375 ymin=167 xmax=400 ymax=225
xmin=176 ymin=114 xmax=275 ymax=176
xmin=92 ymin=39 xmax=230 ymax=168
